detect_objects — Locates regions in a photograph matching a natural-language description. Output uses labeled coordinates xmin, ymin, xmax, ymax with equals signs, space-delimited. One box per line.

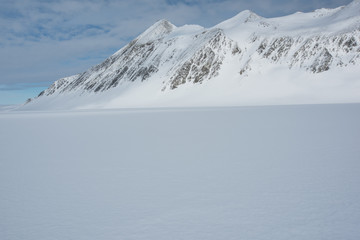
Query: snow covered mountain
xmin=23 ymin=0 xmax=360 ymax=110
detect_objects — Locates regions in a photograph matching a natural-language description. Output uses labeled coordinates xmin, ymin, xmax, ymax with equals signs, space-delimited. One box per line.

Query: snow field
xmin=1 ymin=104 xmax=360 ymax=239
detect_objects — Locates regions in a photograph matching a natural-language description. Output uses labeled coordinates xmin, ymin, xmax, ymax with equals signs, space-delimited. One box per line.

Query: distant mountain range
xmin=23 ymin=0 xmax=360 ymax=110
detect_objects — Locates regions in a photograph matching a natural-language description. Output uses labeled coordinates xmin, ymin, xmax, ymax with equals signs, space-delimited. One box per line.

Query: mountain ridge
xmin=23 ymin=1 xmax=360 ymax=110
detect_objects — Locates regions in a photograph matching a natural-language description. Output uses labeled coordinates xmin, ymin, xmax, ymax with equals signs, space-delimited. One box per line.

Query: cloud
xmin=0 ymin=82 xmax=49 ymax=91
xmin=0 ymin=0 xmax=354 ymax=104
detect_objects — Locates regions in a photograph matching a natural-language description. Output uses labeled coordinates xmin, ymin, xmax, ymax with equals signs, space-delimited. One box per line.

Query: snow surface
xmin=1 ymin=104 xmax=360 ymax=239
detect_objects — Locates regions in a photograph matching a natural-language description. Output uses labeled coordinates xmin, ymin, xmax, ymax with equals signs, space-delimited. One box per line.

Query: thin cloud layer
xmin=0 ymin=0 xmax=353 ymax=104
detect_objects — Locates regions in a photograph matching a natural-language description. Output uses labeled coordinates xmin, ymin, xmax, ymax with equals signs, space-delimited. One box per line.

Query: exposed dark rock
xmin=232 ymin=44 xmax=241 ymax=55
xmin=343 ymin=36 xmax=358 ymax=52
xmin=38 ymin=91 xmax=45 ymax=97
xmin=107 ymin=66 xmax=129 ymax=89
xmin=262 ymin=37 xmax=293 ymax=62
xmin=170 ymin=61 xmax=192 ymax=89
xmin=309 ymin=48 xmax=333 ymax=73
xmin=168 ymin=30 xmax=231 ymax=90
xmin=257 ymin=40 xmax=267 ymax=54
xmin=94 ymin=83 xmax=105 ymax=92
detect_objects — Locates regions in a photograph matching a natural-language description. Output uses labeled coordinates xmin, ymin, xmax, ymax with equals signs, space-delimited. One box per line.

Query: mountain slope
xmin=23 ymin=1 xmax=360 ymax=110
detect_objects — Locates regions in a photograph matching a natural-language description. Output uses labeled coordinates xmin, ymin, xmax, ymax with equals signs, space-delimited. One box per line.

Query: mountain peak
xmin=136 ymin=19 xmax=176 ymax=44
xmin=236 ymin=10 xmax=261 ymax=21
xmin=215 ymin=10 xmax=262 ymax=29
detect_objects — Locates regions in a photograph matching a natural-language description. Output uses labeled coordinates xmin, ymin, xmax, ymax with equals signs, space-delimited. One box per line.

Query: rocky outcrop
xmin=168 ymin=30 xmax=238 ymax=89
xmin=236 ymin=31 xmax=360 ymax=77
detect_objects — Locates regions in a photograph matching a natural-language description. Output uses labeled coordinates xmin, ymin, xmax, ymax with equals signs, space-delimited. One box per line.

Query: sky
xmin=0 ymin=0 xmax=353 ymax=105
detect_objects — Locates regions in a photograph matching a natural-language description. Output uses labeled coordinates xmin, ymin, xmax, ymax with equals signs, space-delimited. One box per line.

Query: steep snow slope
xmin=22 ymin=1 xmax=360 ymax=110
xmin=1 ymin=104 xmax=360 ymax=239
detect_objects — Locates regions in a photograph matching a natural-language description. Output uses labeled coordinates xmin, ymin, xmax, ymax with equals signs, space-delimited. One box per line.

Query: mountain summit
xmin=24 ymin=1 xmax=360 ymax=110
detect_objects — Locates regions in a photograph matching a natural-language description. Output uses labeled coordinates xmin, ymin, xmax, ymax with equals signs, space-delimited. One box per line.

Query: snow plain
xmin=1 ymin=103 xmax=360 ymax=239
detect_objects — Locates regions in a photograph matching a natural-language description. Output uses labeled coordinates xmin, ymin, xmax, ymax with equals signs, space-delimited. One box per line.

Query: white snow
xmin=1 ymin=104 xmax=360 ymax=239
xmin=135 ymin=19 xmax=176 ymax=44
xmin=19 ymin=63 xmax=360 ymax=110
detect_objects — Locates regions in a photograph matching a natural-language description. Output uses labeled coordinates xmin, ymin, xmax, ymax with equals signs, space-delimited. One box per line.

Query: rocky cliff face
xmin=253 ymin=32 xmax=360 ymax=73
xmin=27 ymin=0 xmax=360 ymax=109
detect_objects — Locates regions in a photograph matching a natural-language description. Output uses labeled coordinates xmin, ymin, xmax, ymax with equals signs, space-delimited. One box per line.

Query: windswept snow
xmin=1 ymin=104 xmax=360 ymax=239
